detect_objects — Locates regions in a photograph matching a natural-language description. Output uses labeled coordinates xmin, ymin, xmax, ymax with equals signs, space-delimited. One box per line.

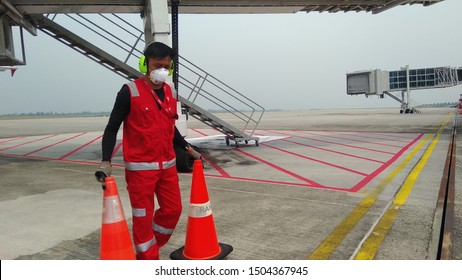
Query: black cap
xmin=143 ymin=42 xmax=175 ymax=60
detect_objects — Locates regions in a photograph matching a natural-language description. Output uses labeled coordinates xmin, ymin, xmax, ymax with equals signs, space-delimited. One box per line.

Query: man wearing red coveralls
xmin=96 ymin=42 xmax=201 ymax=259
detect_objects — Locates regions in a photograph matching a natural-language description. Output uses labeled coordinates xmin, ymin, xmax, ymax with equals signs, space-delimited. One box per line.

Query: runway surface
xmin=0 ymin=107 xmax=461 ymax=260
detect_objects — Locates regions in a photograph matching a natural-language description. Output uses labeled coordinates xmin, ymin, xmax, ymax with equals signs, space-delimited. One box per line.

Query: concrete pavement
xmin=0 ymin=107 xmax=460 ymax=260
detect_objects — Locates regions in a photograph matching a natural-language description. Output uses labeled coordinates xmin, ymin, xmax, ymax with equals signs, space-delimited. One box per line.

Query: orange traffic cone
xmin=170 ymin=160 xmax=233 ymax=260
xmin=100 ymin=176 xmax=136 ymax=260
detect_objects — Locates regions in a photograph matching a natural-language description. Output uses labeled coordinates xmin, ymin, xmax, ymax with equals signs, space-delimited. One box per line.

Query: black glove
xmin=95 ymin=161 xmax=112 ymax=190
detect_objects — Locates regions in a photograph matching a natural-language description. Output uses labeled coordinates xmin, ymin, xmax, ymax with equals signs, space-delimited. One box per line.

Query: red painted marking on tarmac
xmin=58 ymin=135 xmax=103 ymax=160
xmin=282 ymin=138 xmax=385 ymax=164
xmin=202 ymin=155 xmax=231 ymax=177
xmin=348 ymin=133 xmax=424 ymax=192
xmin=0 ymin=129 xmax=425 ymax=193
xmin=0 ymin=134 xmax=58 ymax=152
xmin=1 ymin=152 xmax=125 ymax=168
xmin=262 ymin=143 xmax=369 ymax=176
xmin=366 ymin=131 xmax=417 ymax=140
xmin=203 ymin=173 xmax=349 ymax=192
xmin=0 ymin=136 xmax=26 ymax=144
xmin=190 ymin=128 xmax=208 ymax=136
xmin=23 ymin=132 xmax=87 ymax=156
xmin=263 ymin=130 xmax=395 ymax=155
xmin=298 ymin=131 xmax=404 ymax=148
xmin=335 ymin=131 xmax=411 ymax=144
xmin=232 ymin=130 xmax=424 ymax=192
xmin=236 ymin=148 xmax=324 ymax=187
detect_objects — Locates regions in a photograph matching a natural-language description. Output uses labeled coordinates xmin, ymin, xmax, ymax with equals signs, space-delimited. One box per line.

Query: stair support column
xmin=143 ymin=0 xmax=171 ymax=46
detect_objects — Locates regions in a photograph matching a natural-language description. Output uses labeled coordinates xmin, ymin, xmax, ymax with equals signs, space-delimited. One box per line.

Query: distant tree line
xmin=416 ymin=102 xmax=458 ymax=108
xmin=0 ymin=111 xmax=110 ymax=117
xmin=0 ymin=103 xmax=457 ymax=117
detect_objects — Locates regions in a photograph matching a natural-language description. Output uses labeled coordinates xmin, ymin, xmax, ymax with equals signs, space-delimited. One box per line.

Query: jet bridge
xmin=346 ymin=66 xmax=462 ymax=113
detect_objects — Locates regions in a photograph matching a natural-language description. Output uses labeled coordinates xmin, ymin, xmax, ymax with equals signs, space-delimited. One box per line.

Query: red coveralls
xmin=123 ymin=78 xmax=181 ymax=260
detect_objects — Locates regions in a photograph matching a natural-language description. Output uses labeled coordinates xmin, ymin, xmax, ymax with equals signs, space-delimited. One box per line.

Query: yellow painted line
xmin=307 ymin=112 xmax=453 ymax=260
xmin=353 ymin=113 xmax=452 ymax=260
xmin=307 ymin=134 xmax=431 ymax=260
xmin=354 ymin=133 xmax=441 ymax=260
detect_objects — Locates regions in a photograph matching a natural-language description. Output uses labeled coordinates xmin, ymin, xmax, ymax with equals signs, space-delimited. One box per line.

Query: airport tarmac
xmin=0 ymin=107 xmax=461 ymax=260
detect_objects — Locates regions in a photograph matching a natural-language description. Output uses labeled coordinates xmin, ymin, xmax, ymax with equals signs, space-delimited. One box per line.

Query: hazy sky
xmin=1 ymin=0 xmax=461 ymax=114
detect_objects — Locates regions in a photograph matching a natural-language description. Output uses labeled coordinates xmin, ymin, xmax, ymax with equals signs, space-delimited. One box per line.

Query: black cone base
xmin=170 ymin=243 xmax=233 ymax=260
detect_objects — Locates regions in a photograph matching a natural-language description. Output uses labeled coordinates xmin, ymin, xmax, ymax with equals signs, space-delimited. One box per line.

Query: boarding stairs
xmin=31 ymin=14 xmax=264 ymax=146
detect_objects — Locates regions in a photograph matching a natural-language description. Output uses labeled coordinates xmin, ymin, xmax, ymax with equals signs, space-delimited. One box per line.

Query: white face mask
xmin=149 ymin=68 xmax=169 ymax=84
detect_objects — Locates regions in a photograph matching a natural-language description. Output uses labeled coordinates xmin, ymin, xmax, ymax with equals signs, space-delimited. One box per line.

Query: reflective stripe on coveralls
xmin=135 ymin=238 xmax=156 ymax=253
xmin=132 ymin=208 xmax=146 ymax=217
xmin=124 ymin=158 xmax=176 ymax=171
xmin=153 ymin=223 xmax=174 ymax=235
xmin=126 ymin=82 xmax=139 ymax=97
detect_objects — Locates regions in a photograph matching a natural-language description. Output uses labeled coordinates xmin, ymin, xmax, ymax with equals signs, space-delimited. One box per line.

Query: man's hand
xmin=95 ymin=161 xmax=112 ymax=182
xmin=187 ymin=146 xmax=202 ymax=160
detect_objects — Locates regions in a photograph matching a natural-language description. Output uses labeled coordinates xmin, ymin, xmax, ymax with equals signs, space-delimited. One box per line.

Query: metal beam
xmin=1 ymin=0 xmax=23 ymax=18
xmin=6 ymin=0 xmax=446 ymax=14
xmin=372 ymin=0 xmax=408 ymax=14
xmin=0 ymin=0 xmax=36 ymax=35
